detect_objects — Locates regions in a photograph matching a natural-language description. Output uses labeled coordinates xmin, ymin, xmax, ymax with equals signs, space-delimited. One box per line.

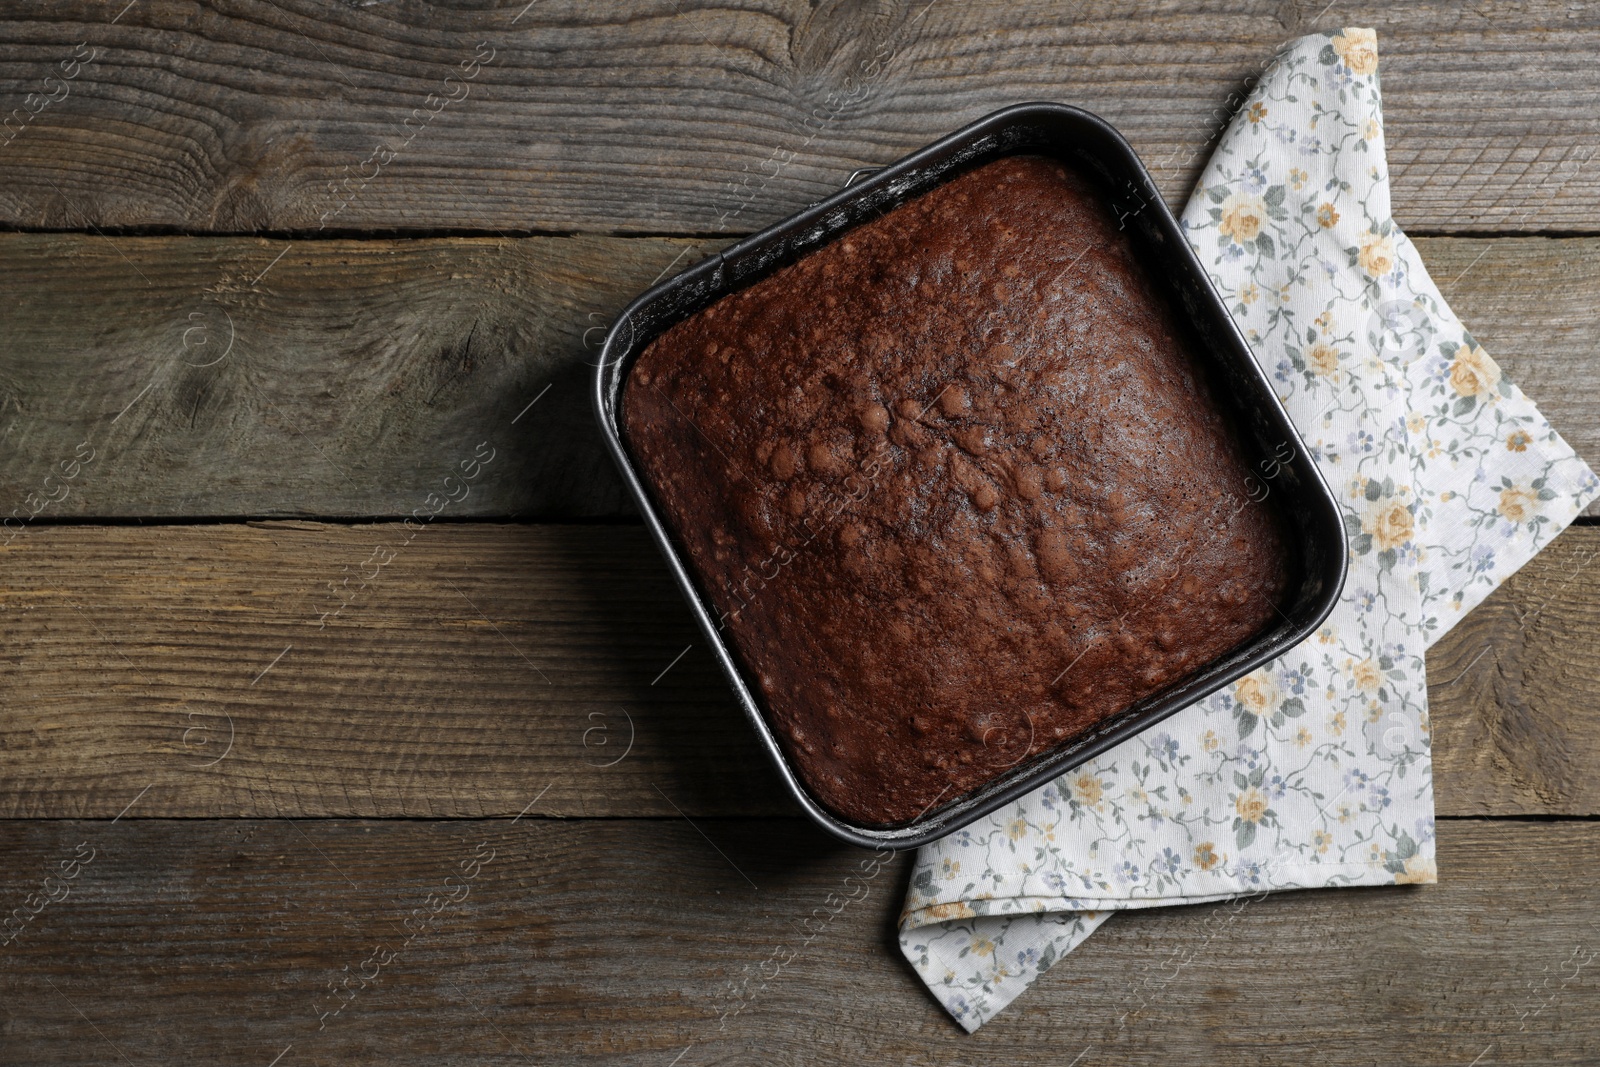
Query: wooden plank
xmin=0 ymin=232 xmax=717 ymax=519
xmin=0 ymin=233 xmax=1596 ymax=519
xmin=0 ymin=816 xmax=1593 ymax=1063
xmin=1 ymin=521 xmax=1595 ymax=819
xmin=0 ymin=520 xmax=782 ymax=820
xmin=1430 ymin=525 xmax=1600 ymax=817
xmin=1 ymin=2 xmax=1599 ymax=235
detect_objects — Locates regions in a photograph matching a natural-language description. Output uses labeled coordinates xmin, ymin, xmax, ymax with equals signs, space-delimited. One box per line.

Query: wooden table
xmin=2 ymin=2 xmax=1598 ymax=1062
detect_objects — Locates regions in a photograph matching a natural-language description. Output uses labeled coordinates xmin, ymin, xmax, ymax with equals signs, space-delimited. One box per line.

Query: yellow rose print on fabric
xmin=1331 ymin=27 xmax=1379 ymax=75
xmin=1358 ymin=232 xmax=1396 ymax=277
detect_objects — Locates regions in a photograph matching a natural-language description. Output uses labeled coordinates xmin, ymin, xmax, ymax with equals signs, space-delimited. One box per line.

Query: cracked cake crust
xmin=623 ymin=154 xmax=1290 ymax=826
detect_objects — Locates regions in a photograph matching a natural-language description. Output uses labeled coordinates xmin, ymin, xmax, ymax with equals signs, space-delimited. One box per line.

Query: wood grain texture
xmin=0 ymin=817 xmax=1594 ymax=1065
xmin=0 ymin=2 xmax=1599 ymax=236
xmin=1430 ymin=527 xmax=1600 ymax=817
xmin=0 ymin=520 xmax=779 ymax=821
xmin=2 ymin=521 xmax=1595 ymax=819
xmin=0 ymin=232 xmax=717 ymax=519
xmin=1 ymin=233 xmax=1596 ymax=519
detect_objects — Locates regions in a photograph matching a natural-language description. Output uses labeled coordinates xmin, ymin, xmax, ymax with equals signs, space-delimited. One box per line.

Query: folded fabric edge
xmin=900 ymin=909 xmax=1109 ymax=1033
xmin=898 ymin=855 xmax=1432 ymax=934
xmin=898 ymin=861 xmax=1435 ymax=1032
xmin=1386 ymin=231 xmax=1600 ymax=637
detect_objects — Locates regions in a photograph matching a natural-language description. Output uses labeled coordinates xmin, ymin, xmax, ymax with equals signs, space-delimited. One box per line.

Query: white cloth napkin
xmin=897 ymin=27 xmax=1600 ymax=1031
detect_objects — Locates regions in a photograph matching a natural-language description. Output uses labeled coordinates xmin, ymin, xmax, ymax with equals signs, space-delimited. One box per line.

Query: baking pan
xmin=593 ymin=102 xmax=1347 ymax=850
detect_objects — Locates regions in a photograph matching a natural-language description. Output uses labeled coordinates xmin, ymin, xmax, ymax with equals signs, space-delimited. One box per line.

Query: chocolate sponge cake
xmin=622 ymin=154 xmax=1290 ymax=826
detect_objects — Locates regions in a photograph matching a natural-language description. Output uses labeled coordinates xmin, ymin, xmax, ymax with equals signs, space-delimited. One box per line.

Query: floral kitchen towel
xmin=897 ymin=27 xmax=1600 ymax=1032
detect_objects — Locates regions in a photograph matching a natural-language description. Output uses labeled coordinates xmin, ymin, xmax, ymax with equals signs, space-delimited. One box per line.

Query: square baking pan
xmin=593 ymin=102 xmax=1347 ymax=850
